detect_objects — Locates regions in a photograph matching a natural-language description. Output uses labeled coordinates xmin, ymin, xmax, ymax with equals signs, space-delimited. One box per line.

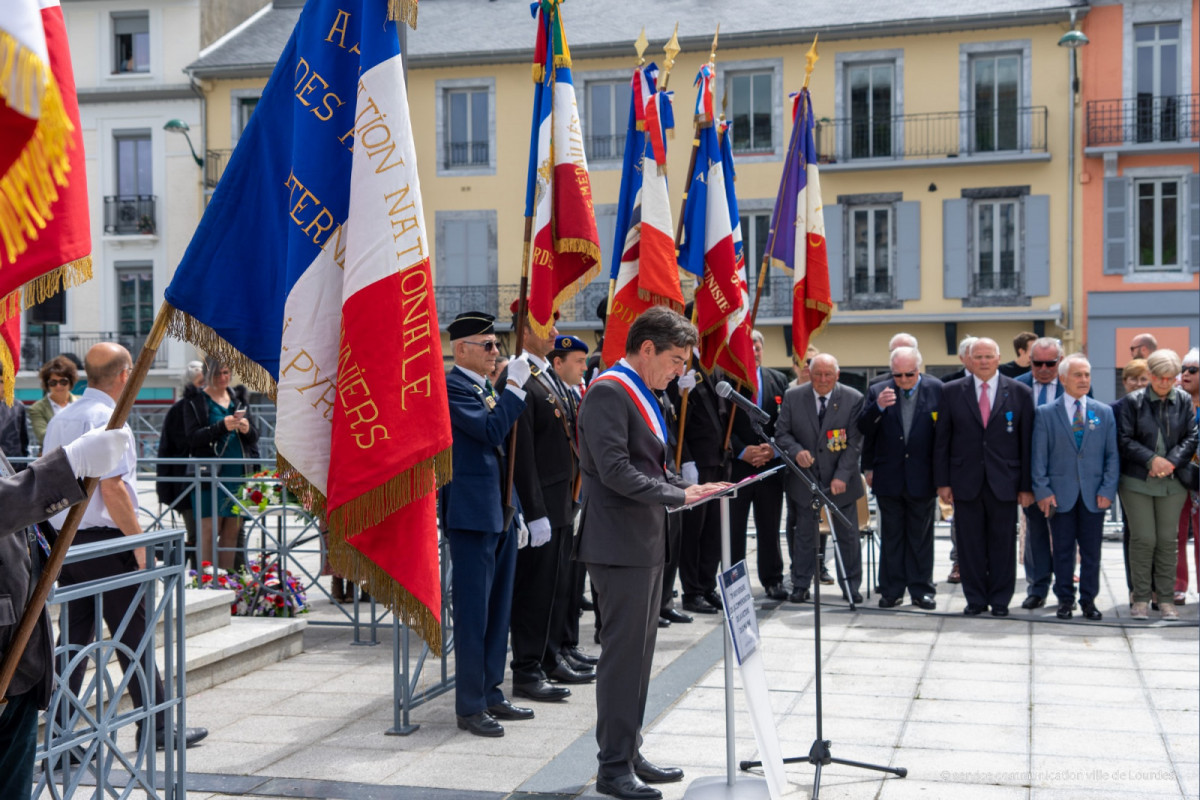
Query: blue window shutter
xmin=1024 ymin=194 xmax=1050 ymax=297
xmin=825 ymin=203 xmax=844 ymax=302
xmin=1103 ymin=177 xmax=1129 ymax=275
xmin=1189 ymin=174 xmax=1199 ymax=273
xmin=895 ymin=201 xmax=921 ymax=300
xmin=942 ymin=199 xmax=969 ymax=299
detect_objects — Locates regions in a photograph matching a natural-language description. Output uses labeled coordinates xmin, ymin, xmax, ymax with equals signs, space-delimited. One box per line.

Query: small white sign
xmin=719 ymin=561 xmax=759 ymax=664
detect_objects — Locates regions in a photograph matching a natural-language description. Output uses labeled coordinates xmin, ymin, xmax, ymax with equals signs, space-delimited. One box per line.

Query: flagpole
xmin=674 ymin=26 xmax=718 ymax=471
xmin=0 ymin=301 xmax=172 ymax=704
xmin=504 ymin=215 xmax=534 ymax=512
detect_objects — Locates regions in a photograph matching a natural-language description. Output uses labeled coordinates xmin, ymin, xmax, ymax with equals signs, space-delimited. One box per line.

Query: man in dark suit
xmin=727 ymin=330 xmax=791 ymax=599
xmin=937 ymin=335 xmax=977 ymax=585
xmin=0 ymin=432 xmax=129 ymax=799
xmin=1031 ymin=354 xmax=1119 ymax=620
xmin=934 ymin=337 xmax=1035 ymax=616
xmin=1015 ymin=337 xmax=1065 ymax=610
xmin=508 ymin=308 xmax=593 ymax=702
xmin=441 ymin=312 xmax=531 ymax=737
xmin=859 ymin=346 xmax=942 ymax=609
xmin=776 ymin=353 xmax=866 ymax=603
xmin=577 ymin=307 xmax=726 ymax=800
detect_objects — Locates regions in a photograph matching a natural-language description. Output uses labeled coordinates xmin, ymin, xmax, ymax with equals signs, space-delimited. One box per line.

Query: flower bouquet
xmin=234 ymin=470 xmax=285 ymax=515
xmin=187 ymin=560 xmax=309 ymax=617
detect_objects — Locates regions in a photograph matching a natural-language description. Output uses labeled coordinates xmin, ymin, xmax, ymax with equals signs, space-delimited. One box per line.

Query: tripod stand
xmin=738 ymin=418 xmax=906 ymax=798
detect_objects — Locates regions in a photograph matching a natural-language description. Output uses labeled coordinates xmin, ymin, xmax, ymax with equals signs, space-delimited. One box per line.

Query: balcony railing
xmin=20 ymin=329 xmax=168 ymax=370
xmin=586 ymin=133 xmax=628 ymax=162
xmin=445 ymin=141 xmax=489 ymax=168
xmin=814 ymin=107 xmax=1047 ymax=163
xmin=103 ymin=195 xmax=157 ymax=235
xmin=434 ymin=281 xmax=614 ymax=327
xmin=1086 ymin=94 xmax=1199 ymax=147
xmin=205 ymin=148 xmax=232 ymax=189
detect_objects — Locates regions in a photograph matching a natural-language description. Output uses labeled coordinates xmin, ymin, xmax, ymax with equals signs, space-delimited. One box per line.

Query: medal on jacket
xmin=472 ymin=382 xmax=497 ymax=410
xmin=826 ymin=428 xmax=847 ymax=452
xmin=1005 ymin=410 xmax=1014 ymax=433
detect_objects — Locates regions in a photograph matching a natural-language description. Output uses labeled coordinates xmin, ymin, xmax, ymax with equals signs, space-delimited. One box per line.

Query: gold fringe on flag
xmin=528 ymin=251 xmax=602 ymax=340
xmin=0 ymin=256 xmax=92 ymax=325
xmin=325 ymin=447 xmax=451 ymax=539
xmin=0 ymin=331 xmax=15 ymax=406
xmin=275 ymin=451 xmax=328 ymax=521
xmin=636 ymin=288 xmax=684 ymax=313
xmin=326 ymin=535 xmax=443 ymax=656
xmin=162 ymin=303 xmax=278 ymax=401
xmin=386 ymin=0 xmax=418 ymax=30
xmin=0 ymin=29 xmax=75 ymax=266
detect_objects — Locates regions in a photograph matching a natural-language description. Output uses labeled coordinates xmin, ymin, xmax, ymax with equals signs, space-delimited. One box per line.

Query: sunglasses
xmin=1031 ymin=360 xmax=1059 ymax=368
xmin=891 ymin=371 xmax=917 ymax=378
xmin=463 ymin=340 xmax=498 ymax=353
xmin=1183 ymin=366 xmax=1200 ymax=375
xmin=47 ymin=378 xmax=71 ymax=387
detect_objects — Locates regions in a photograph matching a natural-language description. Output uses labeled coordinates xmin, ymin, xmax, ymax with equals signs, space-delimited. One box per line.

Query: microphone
xmin=715 ymin=380 xmax=770 ymax=425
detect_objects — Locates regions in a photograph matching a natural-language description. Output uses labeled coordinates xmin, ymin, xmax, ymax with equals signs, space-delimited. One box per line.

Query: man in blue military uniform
xmin=441 ymin=312 xmax=531 ymax=737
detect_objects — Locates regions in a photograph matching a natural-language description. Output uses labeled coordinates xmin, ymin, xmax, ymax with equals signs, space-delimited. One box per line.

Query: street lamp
xmin=163 ymin=119 xmax=203 ymax=168
xmin=1057 ymin=16 xmax=1088 ymax=343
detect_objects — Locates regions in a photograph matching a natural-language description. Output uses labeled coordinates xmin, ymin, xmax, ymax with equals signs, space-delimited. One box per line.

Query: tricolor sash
xmin=591 ymin=358 xmax=667 ymax=447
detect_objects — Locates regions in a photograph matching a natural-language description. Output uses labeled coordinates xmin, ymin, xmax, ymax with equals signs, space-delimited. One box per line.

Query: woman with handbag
xmin=1174 ymin=348 xmax=1200 ymax=605
xmin=1117 ymin=349 xmax=1198 ymax=620
xmin=184 ymin=357 xmax=260 ymax=572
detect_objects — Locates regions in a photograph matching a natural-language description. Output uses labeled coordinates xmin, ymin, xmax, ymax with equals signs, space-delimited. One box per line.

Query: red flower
xmin=775 ymin=395 xmax=782 ymax=405
xmin=201 ymin=574 xmax=212 ymax=584
xmin=250 ymin=490 xmax=264 ymax=504
xmin=201 ymin=560 xmax=212 ymax=568
xmin=251 ymin=564 xmax=261 ymax=572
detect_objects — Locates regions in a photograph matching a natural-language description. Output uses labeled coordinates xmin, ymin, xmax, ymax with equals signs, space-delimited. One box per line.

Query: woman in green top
xmin=28 ymin=357 xmax=78 ymax=446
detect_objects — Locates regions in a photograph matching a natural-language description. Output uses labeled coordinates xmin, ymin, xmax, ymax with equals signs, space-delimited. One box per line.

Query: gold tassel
xmin=274 ymin=452 xmax=329 ymax=520
xmin=386 ymin=0 xmax=418 ymax=30
xmin=0 ymin=334 xmax=14 ymax=406
xmin=162 ymin=305 xmax=278 ymax=400
xmin=325 ymin=448 xmax=451 ymax=540
xmin=635 ymin=288 xmax=683 ymax=313
xmin=0 ymin=257 xmax=93 ymax=325
xmin=527 ymin=257 xmax=602 ymax=340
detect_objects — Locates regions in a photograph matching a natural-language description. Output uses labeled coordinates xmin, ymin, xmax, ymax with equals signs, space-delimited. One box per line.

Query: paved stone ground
xmin=154 ymin=524 xmax=1198 ymax=799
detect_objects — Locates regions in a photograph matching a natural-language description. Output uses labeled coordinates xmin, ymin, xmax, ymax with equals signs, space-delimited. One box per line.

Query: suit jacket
xmin=775 ymin=382 xmax=865 ymax=508
xmin=729 ymin=367 xmax=790 ymax=479
xmin=440 ymin=367 xmax=526 ymax=533
xmin=1017 ymin=372 xmax=1095 ymax=404
xmin=933 ymin=375 xmax=1034 ymax=502
xmin=858 ymin=375 xmax=943 ymax=498
xmin=576 ymin=379 xmax=689 ymax=568
xmin=0 ymin=449 xmax=85 ymax=705
xmin=667 ymin=367 xmax=728 ymax=470
xmin=507 ymin=359 xmax=577 ymax=529
xmin=1031 ymin=396 xmax=1120 ymax=513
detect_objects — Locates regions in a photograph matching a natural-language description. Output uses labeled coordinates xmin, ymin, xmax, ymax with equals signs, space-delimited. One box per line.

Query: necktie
xmin=1038 ymin=383 xmax=1048 ymax=406
xmin=484 ymin=378 xmax=496 ymax=398
xmin=1072 ymin=399 xmax=1085 ymax=447
xmin=978 ymin=382 xmax=991 ymax=426
xmin=818 ymin=395 xmax=827 ymax=426
xmin=903 ymin=387 xmax=914 ymax=400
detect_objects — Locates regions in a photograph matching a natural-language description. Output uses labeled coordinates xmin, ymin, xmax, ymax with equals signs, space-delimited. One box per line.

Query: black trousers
xmin=0 ymin=691 xmax=38 ymax=800
xmin=953 ymin=485 xmax=1018 ymax=610
xmin=660 ymin=513 xmax=682 ymax=610
xmin=679 ymin=465 xmax=724 ymax=596
xmin=875 ymin=493 xmax=937 ymax=601
xmin=58 ymin=528 xmax=166 ymax=731
xmin=510 ymin=523 xmax=572 ymax=683
xmin=728 ymin=470 xmax=784 ymax=588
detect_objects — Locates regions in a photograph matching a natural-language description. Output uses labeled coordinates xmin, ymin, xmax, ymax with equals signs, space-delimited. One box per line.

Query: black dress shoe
xmin=842 ymin=590 xmax=863 ymax=604
xmin=580 ymin=595 xmax=595 ymax=611
xmin=596 ymin=773 xmax=662 ymax=799
xmin=487 ymin=700 xmax=534 ymax=720
xmin=1081 ymin=602 xmax=1103 ymax=621
xmin=991 ymin=606 xmax=1009 ymax=617
xmin=703 ymin=589 xmax=724 ymax=610
xmin=564 ymin=645 xmax=599 ymax=665
xmin=913 ymin=595 xmax=937 ymax=610
xmin=1021 ymin=595 xmax=1046 ymax=610
xmin=140 ymin=725 xmax=209 ymax=751
xmin=634 ymin=758 xmax=684 ymax=783
xmin=657 ymin=617 xmax=670 ymax=628
xmin=681 ymin=594 xmax=718 ymax=614
xmin=879 ymin=596 xmax=903 ymax=608
xmin=962 ymin=605 xmax=985 ymax=616
xmin=457 ymin=711 xmax=504 ymax=737
xmin=548 ymin=657 xmax=595 ymax=684
xmin=764 ymin=583 xmax=788 ymax=601
xmin=513 ymin=679 xmax=571 ymax=702
xmin=788 ymin=588 xmax=811 ymax=603
xmin=1056 ymin=602 xmax=1073 ymax=620
xmin=660 ymin=607 xmax=693 ymax=624
xmin=819 ymin=568 xmax=835 ymax=585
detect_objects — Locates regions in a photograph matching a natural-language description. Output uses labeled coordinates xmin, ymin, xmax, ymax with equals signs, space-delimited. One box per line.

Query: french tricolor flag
xmin=164 ymin=0 xmax=449 ymax=650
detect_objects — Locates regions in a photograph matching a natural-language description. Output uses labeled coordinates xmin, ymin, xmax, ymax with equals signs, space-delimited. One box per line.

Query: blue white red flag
xmin=164 ymin=0 xmax=448 ymax=650
xmin=713 ymin=119 xmax=757 ymax=398
xmin=602 ymin=63 xmax=682 ymax=369
xmin=523 ymin=0 xmax=601 ymax=337
xmin=767 ymin=88 xmax=831 ymax=357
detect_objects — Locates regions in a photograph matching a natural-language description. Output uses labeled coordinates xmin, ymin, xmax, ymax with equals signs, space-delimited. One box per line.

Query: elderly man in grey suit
xmin=576 ymin=307 xmax=727 ymax=800
xmin=776 ymin=353 xmax=866 ymax=604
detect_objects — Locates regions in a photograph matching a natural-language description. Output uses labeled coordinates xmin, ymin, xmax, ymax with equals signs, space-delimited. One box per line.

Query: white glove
xmin=506 ymin=357 xmax=531 ymax=388
xmin=681 ymin=461 xmax=699 ymax=485
xmin=63 ymin=428 xmax=132 ymax=478
xmin=516 ymin=512 xmax=530 ymax=548
xmin=528 ymin=516 xmax=552 ymax=547
xmin=677 ymin=369 xmax=698 ymax=391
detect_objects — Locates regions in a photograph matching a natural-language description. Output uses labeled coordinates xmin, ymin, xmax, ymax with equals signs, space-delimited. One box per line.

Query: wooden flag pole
xmin=504 ymin=215 xmax=534 ymax=513
xmin=0 ymin=301 xmax=172 ymax=704
xmin=673 ymin=26 xmax=718 ymax=471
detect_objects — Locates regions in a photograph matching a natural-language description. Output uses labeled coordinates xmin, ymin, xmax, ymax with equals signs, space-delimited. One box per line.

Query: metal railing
xmin=1086 ymin=93 xmax=1199 ymax=147
xmin=37 ymin=529 xmax=187 ymax=800
xmin=204 ymin=149 xmax=232 ymax=189
xmin=103 ymin=196 xmax=157 ymax=235
xmin=814 ymin=106 xmax=1048 ymax=162
xmin=586 ymin=133 xmax=627 ymax=161
xmin=20 ymin=331 xmax=169 ymax=374
xmin=445 ymin=141 xmax=488 ymax=168
xmin=433 ymin=280 xmax=612 ymax=327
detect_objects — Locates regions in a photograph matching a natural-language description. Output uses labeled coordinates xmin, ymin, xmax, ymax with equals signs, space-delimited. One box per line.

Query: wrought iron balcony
xmin=445 ymin=141 xmax=489 ymax=168
xmin=1085 ymin=94 xmax=1199 ymax=147
xmin=586 ymin=133 xmax=628 ymax=162
xmin=20 ymin=329 xmax=168 ymax=370
xmin=102 ymin=195 xmax=157 ymax=235
xmin=814 ymin=107 xmax=1048 ymax=163
xmin=434 ymin=281 xmax=615 ymax=327
xmin=205 ymin=149 xmax=232 ymax=189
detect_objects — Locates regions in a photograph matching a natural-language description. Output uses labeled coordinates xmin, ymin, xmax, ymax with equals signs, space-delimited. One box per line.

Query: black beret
xmin=448 ymin=312 xmax=495 ymax=340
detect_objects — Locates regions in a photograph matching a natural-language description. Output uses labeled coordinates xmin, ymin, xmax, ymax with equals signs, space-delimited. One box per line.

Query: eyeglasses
xmin=463 ymin=340 xmax=498 ymax=353
xmin=1031 ymin=360 xmax=1060 ymax=368
xmin=891 ymin=371 xmax=917 ymax=378
xmin=1183 ymin=366 xmax=1200 ymax=375
xmin=47 ymin=378 xmax=71 ymax=387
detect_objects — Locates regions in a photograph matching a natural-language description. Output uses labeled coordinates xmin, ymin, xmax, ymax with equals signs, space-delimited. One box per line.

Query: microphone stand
xmin=737 ymin=416 xmax=907 ymax=798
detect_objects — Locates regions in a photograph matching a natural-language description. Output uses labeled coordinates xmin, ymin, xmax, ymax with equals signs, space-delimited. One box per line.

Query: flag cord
xmin=0 ymin=300 xmax=171 ymax=703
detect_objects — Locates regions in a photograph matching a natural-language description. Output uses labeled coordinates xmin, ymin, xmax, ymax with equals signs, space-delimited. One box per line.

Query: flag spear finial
xmin=634 ymin=27 xmax=648 ymax=65
xmin=802 ymin=34 xmax=819 ymax=89
xmin=659 ymin=23 xmax=680 ymax=89
xmin=710 ymin=24 xmax=720 ymax=64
